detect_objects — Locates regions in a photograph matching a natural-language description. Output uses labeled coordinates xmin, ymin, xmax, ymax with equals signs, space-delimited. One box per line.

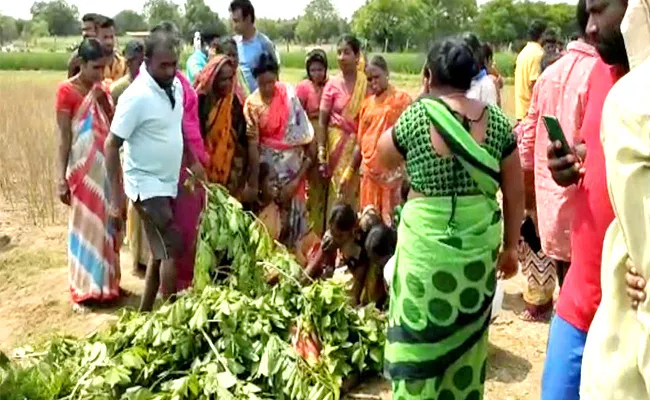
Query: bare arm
xmin=56 ymin=111 xmax=73 ymax=182
xmin=104 ymin=133 xmax=124 ymax=210
xmin=317 ymin=109 xmax=330 ymax=165
xmin=500 ymin=149 xmax=525 ymax=250
xmin=377 ymin=127 xmax=404 ymax=171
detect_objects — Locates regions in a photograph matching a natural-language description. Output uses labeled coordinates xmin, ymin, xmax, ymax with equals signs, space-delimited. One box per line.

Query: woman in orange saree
xmin=296 ymin=49 xmax=329 ymax=235
xmin=356 ymin=55 xmax=411 ymax=224
xmin=317 ymin=35 xmax=367 ymax=226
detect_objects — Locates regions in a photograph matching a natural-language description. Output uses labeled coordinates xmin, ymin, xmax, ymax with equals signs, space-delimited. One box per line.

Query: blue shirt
xmin=110 ymin=66 xmax=184 ymax=201
xmin=235 ymin=31 xmax=277 ymax=92
xmin=186 ymin=49 xmax=208 ymax=84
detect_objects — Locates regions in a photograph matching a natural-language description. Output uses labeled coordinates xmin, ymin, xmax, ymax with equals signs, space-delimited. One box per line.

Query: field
xmin=0 ymin=70 xmax=544 ymax=400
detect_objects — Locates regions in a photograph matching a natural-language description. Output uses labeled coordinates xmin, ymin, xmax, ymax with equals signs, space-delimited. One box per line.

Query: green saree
xmin=385 ymin=99 xmax=503 ymax=400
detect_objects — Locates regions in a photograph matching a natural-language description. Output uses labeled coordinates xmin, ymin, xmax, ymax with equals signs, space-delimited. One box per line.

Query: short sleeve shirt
xmin=514 ymin=42 xmax=544 ymax=119
xmin=110 ymin=66 xmax=184 ymax=201
xmin=235 ymin=31 xmax=277 ymax=93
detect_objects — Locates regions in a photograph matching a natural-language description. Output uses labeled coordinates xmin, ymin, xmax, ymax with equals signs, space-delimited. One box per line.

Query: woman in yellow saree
xmin=317 ymin=35 xmax=367 ymax=225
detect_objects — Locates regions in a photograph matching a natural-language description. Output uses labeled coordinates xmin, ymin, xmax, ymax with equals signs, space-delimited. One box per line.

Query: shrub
xmin=0 ymin=52 xmax=69 ymax=71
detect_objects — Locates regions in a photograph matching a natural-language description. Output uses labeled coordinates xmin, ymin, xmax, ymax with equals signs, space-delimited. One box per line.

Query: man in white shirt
xmin=105 ymin=30 xmax=184 ymax=312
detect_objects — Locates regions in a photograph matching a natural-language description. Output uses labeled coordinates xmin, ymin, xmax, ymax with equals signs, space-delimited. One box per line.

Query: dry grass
xmin=0 ymin=71 xmax=63 ymax=225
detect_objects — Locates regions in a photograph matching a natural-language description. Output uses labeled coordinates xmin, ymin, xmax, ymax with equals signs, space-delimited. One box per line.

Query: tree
xmin=475 ymin=0 xmax=578 ymax=45
xmin=257 ymin=18 xmax=281 ymax=41
xmin=295 ymin=0 xmax=342 ymax=44
xmin=182 ymin=0 xmax=226 ymax=42
xmin=277 ymin=19 xmax=298 ymax=43
xmin=0 ymin=16 xmax=19 ymax=44
xmin=408 ymin=0 xmax=477 ymax=47
xmin=351 ymin=0 xmax=413 ymax=51
xmin=30 ymin=0 xmax=79 ymax=36
xmin=143 ymin=0 xmax=182 ymax=29
xmin=114 ymin=10 xmax=148 ymax=33
xmin=28 ymin=18 xmax=50 ymax=42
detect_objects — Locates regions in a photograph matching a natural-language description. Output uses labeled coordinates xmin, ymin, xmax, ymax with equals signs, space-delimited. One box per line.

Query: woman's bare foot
xmin=520 ymin=308 xmax=552 ymax=322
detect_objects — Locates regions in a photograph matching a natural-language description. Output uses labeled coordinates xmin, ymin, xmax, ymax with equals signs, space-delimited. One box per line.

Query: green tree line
xmin=0 ymin=0 xmax=578 ymax=50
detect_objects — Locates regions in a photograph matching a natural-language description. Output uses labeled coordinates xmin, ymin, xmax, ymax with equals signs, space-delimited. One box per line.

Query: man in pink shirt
xmin=516 ymin=0 xmax=599 ymax=321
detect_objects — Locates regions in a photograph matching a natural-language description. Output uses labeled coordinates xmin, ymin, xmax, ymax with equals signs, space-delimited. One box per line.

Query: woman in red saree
xmin=356 ymin=55 xmax=411 ymax=224
xmin=296 ymin=49 xmax=329 ymax=236
xmin=55 ymin=38 xmax=123 ymax=312
xmin=244 ymin=53 xmax=314 ymax=249
xmin=317 ymin=35 xmax=368 ymax=226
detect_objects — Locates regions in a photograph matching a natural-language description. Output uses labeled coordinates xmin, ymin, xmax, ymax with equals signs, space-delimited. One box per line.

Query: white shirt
xmin=110 ymin=65 xmax=184 ymax=201
xmin=467 ymin=74 xmax=498 ymax=106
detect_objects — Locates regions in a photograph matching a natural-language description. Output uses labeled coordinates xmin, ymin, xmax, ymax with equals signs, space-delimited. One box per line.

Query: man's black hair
xmin=529 ymin=20 xmax=548 ymax=42
xmin=144 ymin=30 xmax=178 ymax=59
xmin=229 ymin=0 xmax=256 ymax=23
xmin=82 ymin=13 xmax=101 ymax=23
xmin=99 ymin=17 xmax=115 ymax=29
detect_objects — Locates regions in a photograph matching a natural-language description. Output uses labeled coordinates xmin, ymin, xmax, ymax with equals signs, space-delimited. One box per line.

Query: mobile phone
xmin=543 ymin=116 xmax=572 ymax=155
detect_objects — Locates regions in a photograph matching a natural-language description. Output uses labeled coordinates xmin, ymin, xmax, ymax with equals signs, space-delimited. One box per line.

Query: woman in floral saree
xmin=296 ymin=49 xmax=329 ymax=235
xmin=244 ymin=53 xmax=314 ymax=249
xmin=55 ymin=38 xmax=123 ymax=312
xmin=317 ymin=35 xmax=368 ymax=224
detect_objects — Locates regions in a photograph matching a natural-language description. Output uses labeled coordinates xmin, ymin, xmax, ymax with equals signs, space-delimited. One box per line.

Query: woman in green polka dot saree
xmin=376 ymin=37 xmax=524 ymax=399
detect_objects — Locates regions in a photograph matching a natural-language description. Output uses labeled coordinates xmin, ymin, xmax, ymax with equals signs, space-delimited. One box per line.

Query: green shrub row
xmin=0 ymin=51 xmax=517 ymax=77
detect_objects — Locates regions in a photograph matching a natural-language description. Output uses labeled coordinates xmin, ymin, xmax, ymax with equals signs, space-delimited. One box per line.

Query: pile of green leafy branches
xmin=0 ymin=184 xmax=386 ymax=400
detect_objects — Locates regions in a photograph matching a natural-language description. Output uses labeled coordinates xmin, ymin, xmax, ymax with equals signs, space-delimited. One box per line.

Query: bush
xmin=0 ymin=50 xmax=518 ymax=77
xmin=493 ymin=51 xmax=516 ymax=78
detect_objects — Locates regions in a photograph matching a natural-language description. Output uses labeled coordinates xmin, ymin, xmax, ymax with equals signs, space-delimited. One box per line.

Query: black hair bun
xmin=428 ymin=38 xmax=479 ymax=91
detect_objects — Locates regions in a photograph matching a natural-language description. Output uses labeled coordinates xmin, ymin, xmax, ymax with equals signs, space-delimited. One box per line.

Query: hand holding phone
xmin=544 ymin=115 xmax=585 ymax=187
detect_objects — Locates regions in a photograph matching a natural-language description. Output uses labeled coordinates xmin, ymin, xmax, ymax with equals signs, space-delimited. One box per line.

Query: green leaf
xmin=216 ymin=371 xmax=238 ymax=389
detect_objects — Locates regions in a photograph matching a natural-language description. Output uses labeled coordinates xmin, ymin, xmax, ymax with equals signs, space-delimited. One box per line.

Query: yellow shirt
xmin=103 ymin=53 xmax=127 ymax=85
xmin=514 ymin=42 xmax=544 ymax=120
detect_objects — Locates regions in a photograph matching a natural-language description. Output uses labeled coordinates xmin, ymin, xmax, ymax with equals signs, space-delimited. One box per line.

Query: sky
xmin=1 ymin=0 xmax=577 ymax=21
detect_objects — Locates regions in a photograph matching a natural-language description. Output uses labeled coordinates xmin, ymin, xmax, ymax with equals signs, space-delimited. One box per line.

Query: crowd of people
xmin=52 ymin=0 xmax=650 ymax=397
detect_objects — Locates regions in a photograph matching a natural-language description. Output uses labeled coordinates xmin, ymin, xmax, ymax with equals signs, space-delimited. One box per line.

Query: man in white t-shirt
xmin=105 ymin=30 xmax=184 ymax=312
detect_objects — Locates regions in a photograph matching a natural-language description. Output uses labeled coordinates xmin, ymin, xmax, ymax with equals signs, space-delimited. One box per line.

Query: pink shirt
xmin=320 ymin=76 xmax=355 ymax=132
xmin=516 ymin=41 xmax=599 ymax=261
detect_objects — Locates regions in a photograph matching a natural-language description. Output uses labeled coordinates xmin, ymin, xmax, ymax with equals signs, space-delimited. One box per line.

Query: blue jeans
xmin=541 ymin=315 xmax=587 ymax=400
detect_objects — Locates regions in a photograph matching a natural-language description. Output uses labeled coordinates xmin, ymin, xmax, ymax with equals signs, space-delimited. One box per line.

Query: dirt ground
xmin=0 ymin=197 xmax=548 ymax=400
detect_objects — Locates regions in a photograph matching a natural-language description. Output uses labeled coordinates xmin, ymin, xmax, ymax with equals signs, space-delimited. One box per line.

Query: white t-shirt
xmin=110 ymin=66 xmax=184 ymax=201
xmin=467 ymin=74 xmax=498 ymax=106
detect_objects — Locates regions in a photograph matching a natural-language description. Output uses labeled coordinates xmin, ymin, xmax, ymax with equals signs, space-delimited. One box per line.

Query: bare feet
xmin=519 ymin=308 xmax=552 ymax=322
xmin=72 ymin=302 xmax=90 ymax=314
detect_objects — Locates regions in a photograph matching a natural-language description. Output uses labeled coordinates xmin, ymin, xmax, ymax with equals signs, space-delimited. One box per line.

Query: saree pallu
xmin=519 ymin=216 xmax=556 ymax=317
xmin=67 ymin=87 xmax=122 ymax=304
xmin=257 ymin=82 xmax=314 ymax=248
xmin=261 ymin=146 xmax=309 ymax=248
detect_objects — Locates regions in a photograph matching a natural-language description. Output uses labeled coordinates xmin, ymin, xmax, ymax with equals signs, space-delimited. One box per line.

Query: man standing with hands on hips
xmin=104 ymin=30 xmax=184 ymax=312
